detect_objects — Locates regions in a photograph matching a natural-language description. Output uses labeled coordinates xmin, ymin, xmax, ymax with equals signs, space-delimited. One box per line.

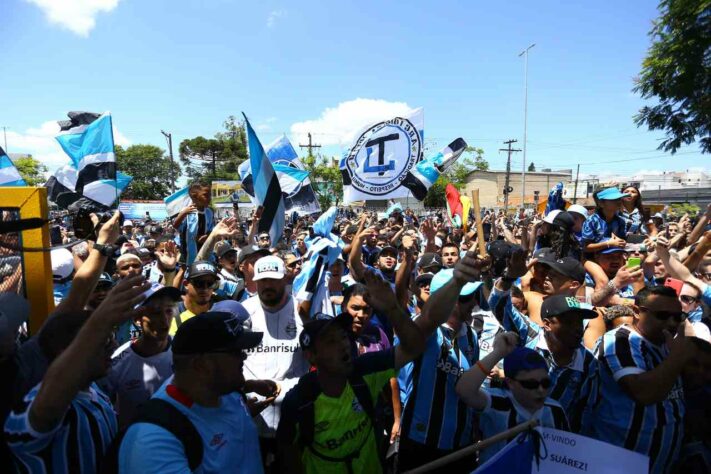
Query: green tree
xmin=423 ymin=146 xmax=487 ymax=207
xmin=633 ymin=0 xmax=711 ymax=153
xmin=179 ymin=116 xmax=248 ymax=180
xmin=528 ymin=162 xmax=536 ymax=172
xmin=302 ymin=153 xmax=343 ymax=208
xmin=13 ymin=155 xmax=48 ymax=186
xmin=115 ymin=144 xmax=180 ymax=200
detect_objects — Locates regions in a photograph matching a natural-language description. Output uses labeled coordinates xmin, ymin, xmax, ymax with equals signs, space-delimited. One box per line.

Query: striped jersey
xmin=591 ymin=325 xmax=684 ymax=474
xmin=489 ymin=288 xmax=599 ymax=433
xmin=477 ymin=387 xmax=569 ymax=464
xmin=5 ymin=382 xmax=117 ymax=474
xmin=177 ymin=208 xmax=214 ymax=266
xmin=399 ymin=323 xmax=479 ymax=450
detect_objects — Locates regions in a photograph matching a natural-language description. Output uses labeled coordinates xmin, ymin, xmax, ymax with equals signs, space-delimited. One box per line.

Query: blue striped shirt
xmin=399 ymin=324 xmax=479 ymax=450
xmin=477 ymin=388 xmax=569 ymax=464
xmin=5 ymin=382 xmax=117 ymax=474
xmin=489 ymin=288 xmax=599 ymax=433
xmin=581 ymin=211 xmax=627 ymax=243
xmin=590 ymin=325 xmax=685 ymax=474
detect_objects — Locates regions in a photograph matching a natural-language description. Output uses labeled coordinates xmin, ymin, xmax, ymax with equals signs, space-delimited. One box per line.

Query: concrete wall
xmin=463 ymin=170 xmax=573 ymax=209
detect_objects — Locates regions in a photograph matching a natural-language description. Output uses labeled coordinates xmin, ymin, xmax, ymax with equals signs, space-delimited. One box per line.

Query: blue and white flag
xmin=55 ymin=111 xmax=115 ymax=195
xmin=239 ymin=134 xmax=321 ymax=215
xmin=545 ymin=182 xmax=565 ymax=216
xmin=293 ymin=207 xmax=343 ymax=318
xmin=403 ymin=137 xmax=468 ymax=200
xmin=0 ymin=147 xmax=27 ymax=186
xmin=340 ymin=108 xmax=424 ymax=203
xmin=243 ymin=113 xmax=285 ymax=243
xmin=45 ymin=165 xmax=80 ymax=208
xmin=82 ymin=172 xmax=132 ymax=207
xmin=472 ymin=432 xmax=535 ymax=473
xmin=164 ymin=185 xmax=192 ymax=218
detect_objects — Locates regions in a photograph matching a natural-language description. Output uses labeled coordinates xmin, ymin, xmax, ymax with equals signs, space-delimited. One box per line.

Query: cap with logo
xmin=299 ymin=313 xmax=353 ymax=351
xmin=238 ymin=245 xmax=271 ymax=264
xmin=430 ymin=268 xmax=482 ymax=296
xmin=532 ymin=247 xmax=556 ymax=263
xmin=253 ymin=256 xmax=285 ymax=281
xmin=417 ymin=253 xmax=443 ymax=271
xmin=97 ymin=272 xmax=115 ymax=288
xmin=216 ymin=242 xmax=238 ymax=259
xmin=504 ymin=347 xmax=548 ymax=379
xmin=185 ymin=260 xmax=218 ymax=280
xmin=543 ymin=210 xmax=574 ymax=230
xmin=136 ymin=282 xmax=182 ymax=309
xmin=541 ymin=294 xmax=597 ymax=320
xmin=172 ymin=311 xmax=263 ymax=355
xmin=537 ymin=256 xmax=586 ymax=283
xmin=596 ymin=187 xmax=630 ymax=201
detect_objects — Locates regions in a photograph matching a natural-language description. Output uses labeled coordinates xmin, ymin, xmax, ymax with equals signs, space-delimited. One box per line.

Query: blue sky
xmin=1 ymin=0 xmax=707 ymax=181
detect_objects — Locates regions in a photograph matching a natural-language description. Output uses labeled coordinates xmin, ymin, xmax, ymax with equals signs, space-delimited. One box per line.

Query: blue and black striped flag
xmin=243 ymin=113 xmax=285 ymax=243
xmin=0 ymin=147 xmax=27 ymax=186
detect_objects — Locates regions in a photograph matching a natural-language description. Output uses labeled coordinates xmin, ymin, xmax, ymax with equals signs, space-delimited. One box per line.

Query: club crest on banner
xmin=342 ymin=110 xmax=423 ymax=198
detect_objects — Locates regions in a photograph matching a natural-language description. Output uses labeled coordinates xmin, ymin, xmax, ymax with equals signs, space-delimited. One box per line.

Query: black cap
xmin=551 ymin=211 xmax=575 ymax=230
xmin=299 ymin=313 xmax=353 ymax=350
xmin=532 ymin=247 xmax=556 ymax=263
xmin=538 ymin=256 xmax=586 ymax=283
xmin=97 ymin=272 xmax=115 ymax=287
xmin=541 ymin=295 xmax=597 ymax=320
xmin=173 ymin=311 xmax=263 ymax=355
xmin=238 ymin=245 xmax=271 ymax=264
xmin=216 ymin=243 xmax=238 ymax=259
xmin=185 ymin=260 xmax=218 ymax=280
xmin=379 ymin=245 xmax=398 ymax=257
xmin=487 ymin=240 xmax=517 ymax=259
xmin=417 ymin=252 xmax=443 ymax=271
xmin=415 ymin=272 xmax=434 ymax=286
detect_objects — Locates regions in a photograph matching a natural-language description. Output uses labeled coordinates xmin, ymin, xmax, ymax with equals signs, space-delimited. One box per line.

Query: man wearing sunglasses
xmin=591 ymin=285 xmax=699 ymax=474
xmin=169 ymin=261 xmax=220 ymax=336
xmin=119 ymin=311 xmax=267 ymax=473
xmin=456 ymin=338 xmax=569 ymax=464
xmin=257 ymin=232 xmax=272 ymax=250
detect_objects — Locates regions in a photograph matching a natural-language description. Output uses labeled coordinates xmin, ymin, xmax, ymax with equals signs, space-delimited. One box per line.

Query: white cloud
xmin=255 ymin=117 xmax=277 ymax=132
xmin=290 ymin=98 xmax=417 ymax=148
xmin=5 ymin=119 xmax=130 ymax=173
xmin=266 ymin=9 xmax=286 ymax=28
xmin=26 ymin=0 xmax=121 ymax=37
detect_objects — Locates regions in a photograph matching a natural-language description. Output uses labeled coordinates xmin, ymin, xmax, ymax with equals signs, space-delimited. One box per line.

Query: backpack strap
xmin=132 ymin=398 xmax=203 ymax=470
xmin=295 ymin=371 xmax=322 ymax=447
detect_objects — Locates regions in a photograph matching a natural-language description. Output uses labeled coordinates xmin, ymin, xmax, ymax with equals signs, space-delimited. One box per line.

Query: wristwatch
xmin=93 ymin=243 xmax=115 ymax=257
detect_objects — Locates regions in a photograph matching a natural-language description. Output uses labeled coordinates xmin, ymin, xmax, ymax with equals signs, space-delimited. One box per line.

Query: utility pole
xmin=160 ymin=130 xmax=176 ymax=193
xmin=2 ymin=126 xmax=8 ymax=152
xmin=573 ymin=164 xmax=580 ymax=204
xmin=518 ymin=43 xmax=536 ymax=208
xmin=299 ymin=132 xmax=321 ymax=157
xmin=499 ymin=139 xmax=522 ymax=212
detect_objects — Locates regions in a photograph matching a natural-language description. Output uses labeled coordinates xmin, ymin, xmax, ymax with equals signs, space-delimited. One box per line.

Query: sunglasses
xmin=190 ymin=279 xmax=218 ymax=290
xmin=514 ymin=378 xmax=552 ymax=390
xmin=679 ymin=295 xmax=699 ymax=304
xmin=259 ymin=236 xmax=270 ymax=241
xmin=286 ymin=260 xmax=302 ymax=268
xmin=639 ymin=306 xmax=687 ymax=322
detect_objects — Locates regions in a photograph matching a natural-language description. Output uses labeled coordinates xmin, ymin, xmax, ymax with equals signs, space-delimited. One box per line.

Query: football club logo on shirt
xmin=351 ymin=398 xmax=364 ymax=413
xmin=285 ymin=319 xmax=297 ymax=338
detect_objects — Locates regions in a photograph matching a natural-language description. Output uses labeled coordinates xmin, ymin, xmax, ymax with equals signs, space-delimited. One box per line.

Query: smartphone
xmin=664 ymin=277 xmax=684 ymax=296
xmin=627 ymin=257 xmax=641 ymax=269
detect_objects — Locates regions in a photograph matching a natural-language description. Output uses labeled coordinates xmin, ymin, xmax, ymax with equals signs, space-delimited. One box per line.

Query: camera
xmin=72 ymin=208 xmax=124 ymax=240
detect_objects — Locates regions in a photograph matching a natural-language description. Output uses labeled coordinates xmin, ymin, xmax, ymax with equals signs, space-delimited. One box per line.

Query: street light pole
xmin=518 ymin=43 xmax=535 ymax=208
xmin=161 ymin=130 xmax=176 ymax=193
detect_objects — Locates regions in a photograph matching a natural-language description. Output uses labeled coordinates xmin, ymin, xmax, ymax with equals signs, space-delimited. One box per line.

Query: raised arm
xmin=196 ymin=217 xmax=239 ymax=261
xmin=395 ymin=235 xmax=415 ymax=308
xmin=55 ymin=212 xmax=121 ymax=313
xmin=348 ymin=227 xmax=374 ymax=282
xmin=29 ymin=275 xmax=150 ymax=433
xmin=246 ymin=207 xmax=263 ymax=245
xmin=656 ymin=236 xmax=708 ymax=290
xmin=455 ymin=331 xmax=518 ymax=409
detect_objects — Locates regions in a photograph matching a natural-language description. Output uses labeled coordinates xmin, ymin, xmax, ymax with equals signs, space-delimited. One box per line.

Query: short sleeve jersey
xmin=581 ymin=211 xmax=627 ymax=243
xmin=277 ymin=349 xmax=396 ymax=474
xmin=591 ymin=325 xmax=685 ymax=474
xmin=119 ymin=379 xmax=263 ymax=474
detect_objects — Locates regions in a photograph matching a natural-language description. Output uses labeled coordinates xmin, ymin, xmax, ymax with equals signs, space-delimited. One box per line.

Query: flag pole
xmin=403 ymin=418 xmax=539 ymax=474
xmin=471 ymin=189 xmax=487 ymax=256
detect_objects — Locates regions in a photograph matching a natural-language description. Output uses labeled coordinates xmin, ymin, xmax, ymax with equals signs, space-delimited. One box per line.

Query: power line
xmin=499 ymin=139 xmax=522 ymax=212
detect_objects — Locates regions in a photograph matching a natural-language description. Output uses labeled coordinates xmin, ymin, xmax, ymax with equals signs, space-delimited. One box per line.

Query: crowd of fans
xmin=1 ymin=180 xmax=710 ymax=473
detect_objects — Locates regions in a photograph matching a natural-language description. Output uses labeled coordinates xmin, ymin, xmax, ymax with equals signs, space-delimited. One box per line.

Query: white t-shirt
xmin=242 ymin=295 xmax=309 ymax=438
xmin=101 ymin=340 xmax=174 ymax=429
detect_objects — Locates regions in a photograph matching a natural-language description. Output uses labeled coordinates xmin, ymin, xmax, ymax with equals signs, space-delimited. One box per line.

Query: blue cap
xmin=429 ymin=268 xmax=482 ymax=296
xmin=596 ymin=187 xmax=629 ymax=201
xmin=211 ymin=300 xmax=250 ymax=324
xmin=503 ymin=347 xmax=548 ymax=378
xmin=598 ymin=238 xmax=626 ymax=254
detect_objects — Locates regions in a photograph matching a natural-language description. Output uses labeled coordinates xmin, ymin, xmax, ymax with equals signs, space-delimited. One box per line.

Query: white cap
xmin=123 ymin=220 xmax=134 ymax=227
xmin=567 ymin=205 xmax=588 ymax=218
xmin=253 ymin=256 xmax=285 ymax=281
xmin=51 ymin=248 xmax=74 ymax=280
xmin=543 ymin=209 xmax=562 ymax=224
